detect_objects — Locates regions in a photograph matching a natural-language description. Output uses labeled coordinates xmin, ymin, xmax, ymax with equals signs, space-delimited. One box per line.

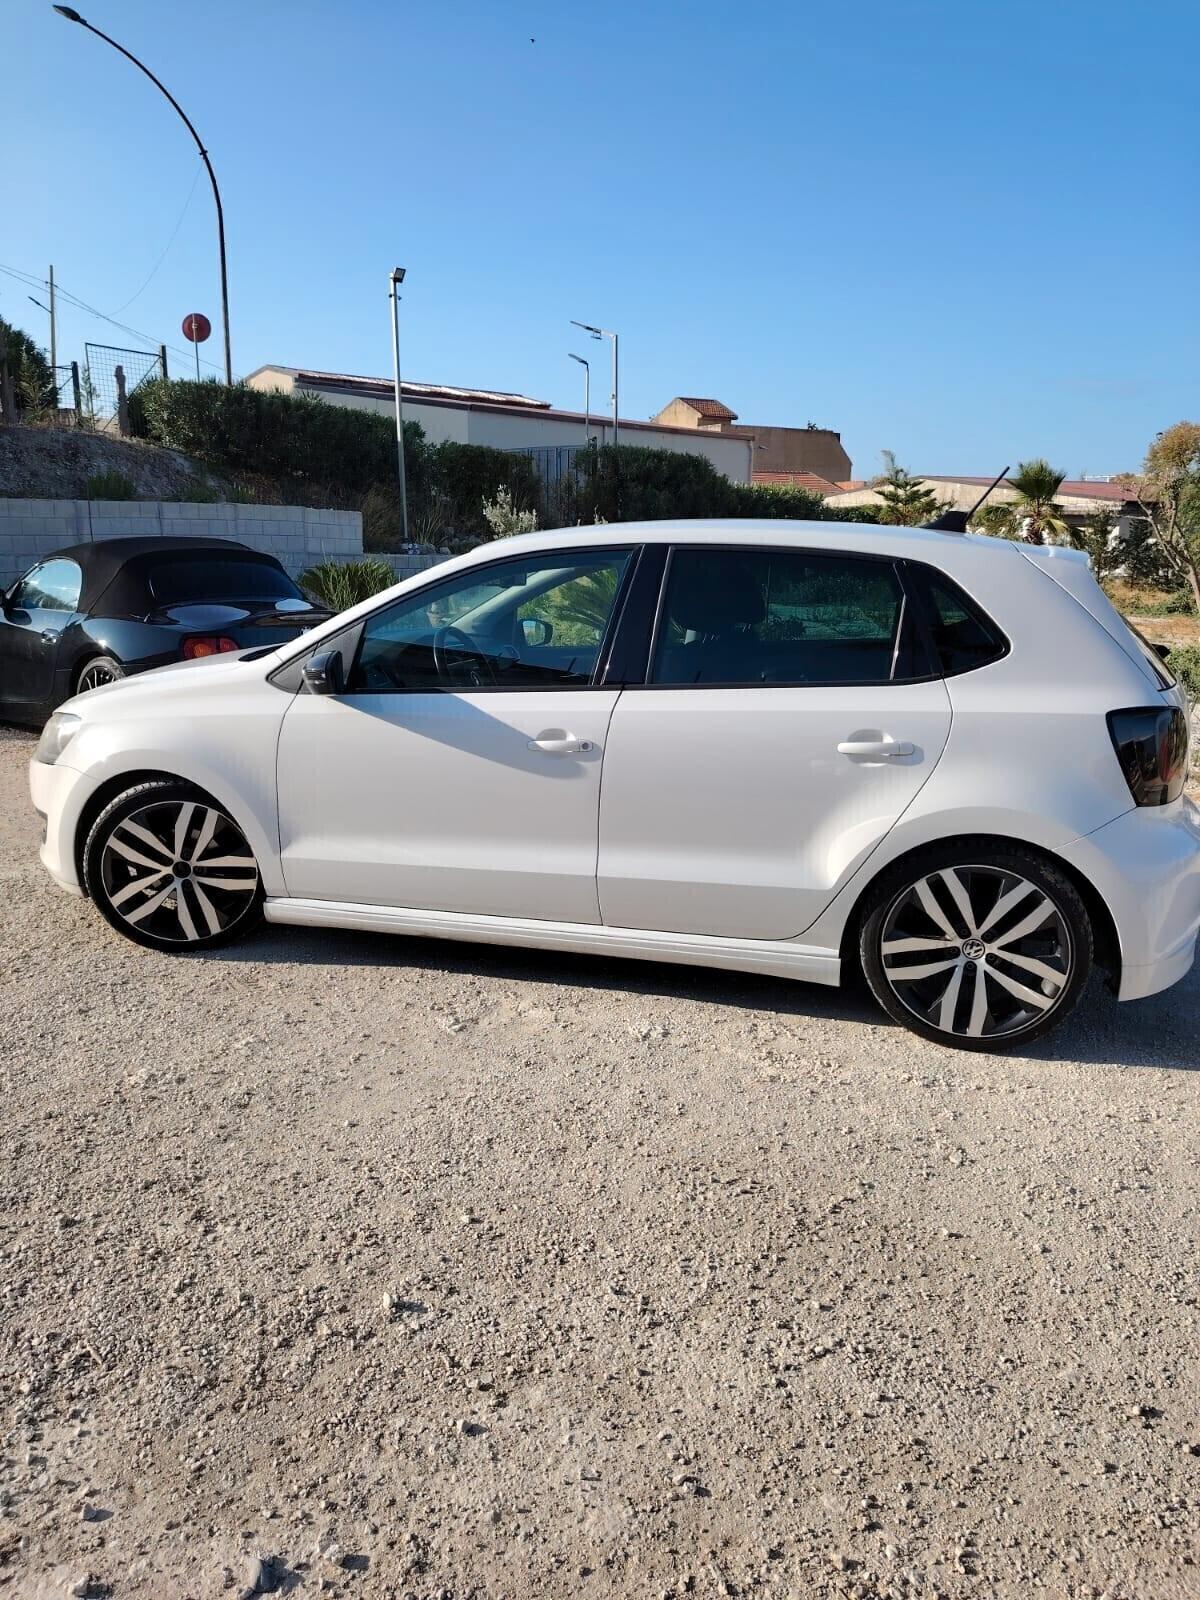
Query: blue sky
xmin=5 ymin=0 xmax=1197 ymax=479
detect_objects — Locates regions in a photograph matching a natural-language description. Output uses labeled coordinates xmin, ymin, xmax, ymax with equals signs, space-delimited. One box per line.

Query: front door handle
xmin=837 ymin=738 xmax=914 ymax=759
xmin=41 ymin=629 xmax=61 ymax=645
xmin=528 ymin=734 xmax=593 ymax=755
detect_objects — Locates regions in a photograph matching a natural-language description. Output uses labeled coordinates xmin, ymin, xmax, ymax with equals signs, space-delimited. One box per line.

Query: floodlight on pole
xmin=389 ymin=267 xmax=409 ymax=544
xmin=568 ymin=353 xmax=590 ymax=445
xmin=570 ymin=320 xmax=618 ymax=446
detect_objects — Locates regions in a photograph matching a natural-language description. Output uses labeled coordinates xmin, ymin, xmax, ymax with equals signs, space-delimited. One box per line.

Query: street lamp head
xmin=570 ymin=319 xmax=602 ymax=338
xmin=53 ymin=6 xmax=85 ymax=21
xmin=391 ymin=267 xmax=406 ymax=284
xmin=568 ymin=353 xmax=588 ymax=367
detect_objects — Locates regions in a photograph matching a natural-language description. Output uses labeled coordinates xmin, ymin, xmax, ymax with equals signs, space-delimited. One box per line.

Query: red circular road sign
xmin=181 ymin=312 xmax=212 ymax=343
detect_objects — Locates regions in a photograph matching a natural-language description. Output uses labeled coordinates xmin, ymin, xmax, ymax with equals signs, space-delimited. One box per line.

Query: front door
xmin=0 ymin=558 xmax=83 ymax=710
xmin=597 ymin=544 xmax=953 ymax=939
xmin=276 ymin=545 xmax=634 ymax=922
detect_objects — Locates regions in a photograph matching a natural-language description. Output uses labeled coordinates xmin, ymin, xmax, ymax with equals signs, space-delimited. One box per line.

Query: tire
xmin=76 ymin=655 xmax=126 ymax=696
xmin=83 ymin=780 xmax=263 ymax=953
xmin=859 ymin=844 xmax=1092 ymax=1052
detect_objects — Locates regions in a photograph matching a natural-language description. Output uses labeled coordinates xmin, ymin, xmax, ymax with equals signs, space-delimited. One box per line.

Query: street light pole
xmin=568 ymin=353 xmax=590 ymax=445
xmin=570 ymin=321 xmax=618 ymax=446
xmin=52 ymin=5 xmax=233 ymax=385
xmin=389 ymin=267 xmax=409 ymax=545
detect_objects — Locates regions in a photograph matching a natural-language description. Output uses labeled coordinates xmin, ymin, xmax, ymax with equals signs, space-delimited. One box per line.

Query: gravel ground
xmin=1 ymin=723 xmax=1198 ymax=1600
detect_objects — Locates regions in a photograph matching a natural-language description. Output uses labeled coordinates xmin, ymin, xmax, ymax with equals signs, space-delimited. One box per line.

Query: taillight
xmin=182 ymin=636 xmax=239 ymax=660
xmin=1107 ymin=706 xmax=1189 ymax=806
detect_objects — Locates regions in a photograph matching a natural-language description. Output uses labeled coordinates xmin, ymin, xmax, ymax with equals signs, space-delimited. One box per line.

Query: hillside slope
xmin=0 ymin=425 xmax=220 ymax=500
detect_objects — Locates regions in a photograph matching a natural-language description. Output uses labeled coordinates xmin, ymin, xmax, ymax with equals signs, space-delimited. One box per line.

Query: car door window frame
xmin=627 ymin=543 xmax=941 ymax=690
xmin=273 ymin=545 xmax=644 ymax=696
xmin=8 ymin=558 xmax=83 ymax=614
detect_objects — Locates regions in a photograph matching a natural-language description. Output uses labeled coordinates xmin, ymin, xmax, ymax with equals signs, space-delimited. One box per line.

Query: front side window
xmin=9 ymin=559 xmax=83 ymax=612
xmin=650 ymin=548 xmax=907 ymax=686
xmin=349 ymin=548 xmax=631 ymax=691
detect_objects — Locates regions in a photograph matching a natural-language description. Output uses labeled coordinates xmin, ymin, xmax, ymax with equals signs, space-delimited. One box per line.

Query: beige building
xmin=244 ymin=367 xmax=754 ymax=482
xmin=650 ymin=397 xmax=853 ymax=485
xmin=823 ymin=473 xmax=1142 ymax=534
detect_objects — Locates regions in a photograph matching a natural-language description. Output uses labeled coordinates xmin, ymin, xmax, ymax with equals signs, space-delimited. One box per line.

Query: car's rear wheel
xmin=76 ymin=655 xmax=126 ymax=695
xmin=859 ymin=845 xmax=1092 ymax=1051
xmin=83 ymin=780 xmax=263 ymax=952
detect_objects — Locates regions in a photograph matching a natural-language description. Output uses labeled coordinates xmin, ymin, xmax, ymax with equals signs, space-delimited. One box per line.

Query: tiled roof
xmin=675 ymin=397 xmax=738 ymax=420
xmin=753 ymin=471 xmax=842 ymax=494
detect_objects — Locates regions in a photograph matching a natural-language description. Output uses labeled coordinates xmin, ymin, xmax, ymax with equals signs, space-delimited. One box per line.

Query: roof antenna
xmin=924 ymin=465 xmax=1010 ymax=533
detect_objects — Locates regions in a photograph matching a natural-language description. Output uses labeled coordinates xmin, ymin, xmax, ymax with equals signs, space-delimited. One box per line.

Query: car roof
xmin=39 ymin=536 xmax=279 ymax=614
xmin=477 ymin=518 xmax=1013 ymax=564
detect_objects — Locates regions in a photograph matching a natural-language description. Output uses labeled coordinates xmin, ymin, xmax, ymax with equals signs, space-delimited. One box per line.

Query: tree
xmin=969 ymin=459 xmax=1070 ymax=545
xmin=0 ymin=317 xmax=55 ymax=420
xmin=870 ymin=451 xmax=949 ymax=526
xmin=1118 ymin=422 xmax=1200 ymax=611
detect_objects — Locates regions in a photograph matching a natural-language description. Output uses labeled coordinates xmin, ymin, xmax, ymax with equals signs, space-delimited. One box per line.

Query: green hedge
xmin=128 ymin=377 xmax=433 ymax=503
xmin=563 ymin=445 xmax=875 ymax=525
xmin=431 ymin=442 xmax=541 ymax=535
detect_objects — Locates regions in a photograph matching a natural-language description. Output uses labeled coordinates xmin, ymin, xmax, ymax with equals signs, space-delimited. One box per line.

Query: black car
xmin=0 ymin=536 xmax=331 ymax=726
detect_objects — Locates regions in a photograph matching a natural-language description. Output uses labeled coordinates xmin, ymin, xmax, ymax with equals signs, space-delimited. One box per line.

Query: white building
xmin=243 ymin=366 xmax=753 ymax=483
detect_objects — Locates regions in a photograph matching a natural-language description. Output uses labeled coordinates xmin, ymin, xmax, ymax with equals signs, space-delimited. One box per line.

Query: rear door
xmin=0 ymin=558 xmax=82 ymax=709
xmin=597 ymin=544 xmax=952 ymax=939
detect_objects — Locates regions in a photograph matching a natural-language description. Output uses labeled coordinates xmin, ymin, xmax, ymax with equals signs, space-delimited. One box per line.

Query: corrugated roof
xmin=753 ymin=471 xmax=842 ymax=494
xmin=295 ymin=369 xmax=551 ymax=411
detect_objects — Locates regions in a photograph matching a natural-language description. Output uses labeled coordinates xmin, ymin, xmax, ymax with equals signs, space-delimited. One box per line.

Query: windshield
xmin=147 ymin=558 xmax=303 ymax=605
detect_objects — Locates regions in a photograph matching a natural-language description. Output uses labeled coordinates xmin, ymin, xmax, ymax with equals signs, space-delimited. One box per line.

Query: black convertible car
xmin=0 ymin=536 xmax=331 ymax=726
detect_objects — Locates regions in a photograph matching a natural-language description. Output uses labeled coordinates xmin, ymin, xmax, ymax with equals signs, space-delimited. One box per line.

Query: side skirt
xmin=263 ymin=898 xmax=843 ymax=986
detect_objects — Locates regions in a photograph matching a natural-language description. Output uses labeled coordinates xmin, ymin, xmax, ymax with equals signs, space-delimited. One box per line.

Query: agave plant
xmin=298 ymin=557 xmax=396 ymax=612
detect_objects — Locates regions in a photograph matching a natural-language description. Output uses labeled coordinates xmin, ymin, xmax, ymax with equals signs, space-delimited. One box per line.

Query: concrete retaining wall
xmin=0 ymin=499 xmax=365 ymax=586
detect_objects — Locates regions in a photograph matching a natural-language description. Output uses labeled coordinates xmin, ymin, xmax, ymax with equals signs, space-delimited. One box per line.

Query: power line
xmin=0 ymin=260 xmax=226 ymax=376
xmin=107 ymin=158 xmax=205 ymax=317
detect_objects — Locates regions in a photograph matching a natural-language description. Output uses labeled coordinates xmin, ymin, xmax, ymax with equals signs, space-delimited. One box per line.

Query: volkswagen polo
xmin=29 ymin=521 xmax=1200 ymax=1051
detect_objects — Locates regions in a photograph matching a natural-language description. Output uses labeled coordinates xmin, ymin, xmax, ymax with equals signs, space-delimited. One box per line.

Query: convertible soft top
xmin=50 ymin=537 xmax=286 ymax=614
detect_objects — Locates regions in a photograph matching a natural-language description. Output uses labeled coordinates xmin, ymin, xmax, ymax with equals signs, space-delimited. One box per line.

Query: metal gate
xmin=83 ymin=342 xmax=166 ymax=432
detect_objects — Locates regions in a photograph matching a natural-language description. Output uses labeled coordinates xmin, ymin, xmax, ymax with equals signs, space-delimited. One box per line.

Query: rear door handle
xmin=837 ymin=738 xmax=914 ymax=759
xmin=528 ymin=734 xmax=593 ymax=755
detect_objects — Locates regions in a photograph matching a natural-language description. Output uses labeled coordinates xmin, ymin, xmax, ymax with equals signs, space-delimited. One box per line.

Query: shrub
xmin=129 ymin=377 xmax=433 ymax=504
xmin=432 ymin=443 xmax=540 ymax=536
xmin=482 ymin=484 xmax=538 ymax=539
xmin=84 ymin=470 xmax=137 ymax=500
xmin=1167 ymin=644 xmax=1200 ymax=704
xmin=299 ymin=557 xmax=396 ymax=612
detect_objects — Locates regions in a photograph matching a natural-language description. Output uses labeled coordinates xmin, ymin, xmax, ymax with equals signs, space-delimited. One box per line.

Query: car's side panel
xmin=598 ymin=679 xmax=953 ymax=940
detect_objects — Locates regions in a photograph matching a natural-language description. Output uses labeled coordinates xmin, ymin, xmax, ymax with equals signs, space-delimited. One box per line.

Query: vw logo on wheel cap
xmin=961 ymin=936 xmax=987 ymax=960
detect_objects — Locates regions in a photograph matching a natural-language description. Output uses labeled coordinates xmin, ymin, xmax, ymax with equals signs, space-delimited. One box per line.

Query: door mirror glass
xmin=303 ymin=649 xmax=345 ymax=696
xmin=521 ymin=617 xmax=553 ymax=647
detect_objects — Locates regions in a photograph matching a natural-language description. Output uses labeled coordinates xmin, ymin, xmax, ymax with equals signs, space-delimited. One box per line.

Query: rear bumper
xmin=1060 ymin=799 xmax=1200 ymax=1001
xmin=29 ymin=757 xmax=97 ymax=895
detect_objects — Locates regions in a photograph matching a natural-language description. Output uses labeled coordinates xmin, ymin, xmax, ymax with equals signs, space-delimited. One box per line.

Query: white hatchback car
xmin=30 ymin=521 xmax=1200 ymax=1051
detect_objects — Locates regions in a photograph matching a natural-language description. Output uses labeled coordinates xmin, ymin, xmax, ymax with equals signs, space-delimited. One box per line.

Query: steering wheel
xmin=432 ymin=624 xmax=498 ymax=687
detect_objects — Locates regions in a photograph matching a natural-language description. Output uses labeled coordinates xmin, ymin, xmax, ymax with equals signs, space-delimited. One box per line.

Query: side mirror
xmin=521 ymin=617 xmax=553 ymax=647
xmin=1154 ymin=643 xmax=1172 ymax=662
xmin=303 ymin=649 xmax=345 ymax=696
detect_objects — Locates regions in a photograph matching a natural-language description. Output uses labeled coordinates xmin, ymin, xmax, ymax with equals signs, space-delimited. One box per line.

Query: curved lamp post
xmin=53 ymin=5 xmax=233 ymax=385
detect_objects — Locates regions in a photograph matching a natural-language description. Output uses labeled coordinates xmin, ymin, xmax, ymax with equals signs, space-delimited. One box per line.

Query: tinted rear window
xmin=909 ymin=567 xmax=1008 ymax=676
xmin=147 ymin=558 xmax=301 ymax=604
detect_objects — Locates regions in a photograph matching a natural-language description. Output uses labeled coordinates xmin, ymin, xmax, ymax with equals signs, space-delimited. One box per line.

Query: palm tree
xmin=871 ymin=450 xmax=950 ymax=526
xmin=972 ymin=459 xmax=1071 ymax=545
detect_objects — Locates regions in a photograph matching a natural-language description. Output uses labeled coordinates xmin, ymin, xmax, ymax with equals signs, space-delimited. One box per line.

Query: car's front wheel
xmin=859 ymin=845 xmax=1092 ymax=1051
xmin=83 ymin=780 xmax=263 ymax=952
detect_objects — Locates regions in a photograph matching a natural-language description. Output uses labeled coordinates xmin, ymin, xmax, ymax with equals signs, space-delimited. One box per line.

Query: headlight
xmin=35 ymin=712 xmax=82 ymax=766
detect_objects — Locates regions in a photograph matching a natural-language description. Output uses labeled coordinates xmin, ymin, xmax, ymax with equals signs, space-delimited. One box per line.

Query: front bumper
xmin=1060 ymin=799 xmax=1200 ymax=1001
xmin=29 ymin=757 xmax=98 ymax=896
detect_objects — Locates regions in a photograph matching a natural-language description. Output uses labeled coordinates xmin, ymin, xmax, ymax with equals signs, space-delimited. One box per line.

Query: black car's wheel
xmin=76 ymin=655 xmax=126 ymax=695
xmin=859 ymin=845 xmax=1092 ymax=1052
xmin=83 ymin=780 xmax=263 ymax=952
